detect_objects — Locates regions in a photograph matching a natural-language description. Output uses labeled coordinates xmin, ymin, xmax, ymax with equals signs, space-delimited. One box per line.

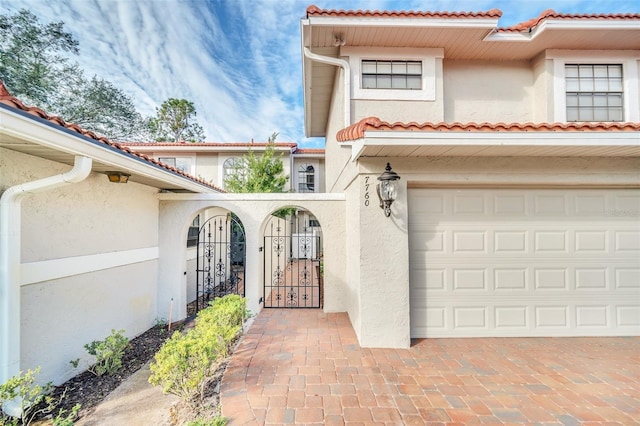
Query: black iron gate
xmin=263 ymin=214 xmax=322 ymax=308
xmin=195 ymin=214 xmax=245 ymax=313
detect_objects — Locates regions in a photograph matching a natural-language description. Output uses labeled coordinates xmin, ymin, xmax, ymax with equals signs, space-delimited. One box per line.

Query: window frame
xmin=158 ymin=156 xmax=194 ymax=174
xmin=548 ymin=50 xmax=639 ymax=123
xmin=565 ymin=64 xmax=623 ymax=122
xmin=343 ymin=46 xmax=443 ymax=101
xmin=297 ymin=163 xmax=316 ymax=193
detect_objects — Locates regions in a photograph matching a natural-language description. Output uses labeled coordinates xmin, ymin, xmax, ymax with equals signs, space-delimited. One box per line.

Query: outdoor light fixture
xmin=105 ymin=171 xmax=130 ymax=183
xmin=376 ymin=163 xmax=401 ymax=217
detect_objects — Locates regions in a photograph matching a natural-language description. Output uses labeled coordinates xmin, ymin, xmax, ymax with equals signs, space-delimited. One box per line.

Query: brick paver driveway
xmin=221 ymin=309 xmax=640 ymax=425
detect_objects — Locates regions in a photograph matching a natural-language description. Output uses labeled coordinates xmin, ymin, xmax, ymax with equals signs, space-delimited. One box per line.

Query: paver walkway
xmin=221 ymin=309 xmax=640 ymax=425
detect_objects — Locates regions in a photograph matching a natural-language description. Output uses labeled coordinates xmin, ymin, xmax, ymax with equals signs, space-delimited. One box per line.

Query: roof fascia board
xmin=361 ymin=130 xmax=640 ymax=143
xmin=307 ymin=16 xmax=499 ymax=29
xmin=485 ymin=20 xmax=640 ymax=42
xmin=0 ymin=106 xmax=214 ymax=192
xmin=123 ymin=145 xmax=294 ymax=153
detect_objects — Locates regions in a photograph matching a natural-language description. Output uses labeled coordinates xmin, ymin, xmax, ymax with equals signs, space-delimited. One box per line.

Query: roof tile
xmin=306 ymin=4 xmax=502 ymax=19
xmin=337 ymin=116 xmax=640 ymax=142
xmin=497 ymin=9 xmax=640 ymax=32
xmin=0 ymin=81 xmax=224 ymax=192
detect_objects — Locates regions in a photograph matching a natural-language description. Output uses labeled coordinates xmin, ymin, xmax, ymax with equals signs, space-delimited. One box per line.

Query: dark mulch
xmin=50 ymin=322 xmax=182 ymax=420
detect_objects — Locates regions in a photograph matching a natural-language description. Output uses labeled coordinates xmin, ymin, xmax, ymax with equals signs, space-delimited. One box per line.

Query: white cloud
xmin=5 ymin=0 xmax=638 ymax=147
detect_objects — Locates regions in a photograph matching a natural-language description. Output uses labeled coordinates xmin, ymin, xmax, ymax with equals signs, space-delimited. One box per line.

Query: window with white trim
xmin=159 ymin=157 xmax=192 ymax=173
xmin=297 ymin=164 xmax=315 ymax=193
xmin=565 ymin=64 xmax=623 ymax=122
xmin=223 ymin=157 xmax=245 ymax=186
xmin=362 ymin=60 xmax=422 ymax=90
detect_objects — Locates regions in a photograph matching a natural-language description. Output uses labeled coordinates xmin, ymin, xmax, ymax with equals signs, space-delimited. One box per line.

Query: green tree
xmin=149 ymin=98 xmax=205 ymax=142
xmin=0 ymin=9 xmax=79 ymax=105
xmin=224 ymin=133 xmax=289 ymax=193
xmin=0 ymin=9 xmax=150 ymax=141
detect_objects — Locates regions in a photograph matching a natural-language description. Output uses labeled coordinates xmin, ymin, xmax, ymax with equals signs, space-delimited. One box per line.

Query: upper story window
xmin=297 ymin=164 xmax=315 ymax=193
xmin=565 ymin=64 xmax=623 ymax=122
xmin=362 ymin=60 xmax=422 ymax=90
xmin=343 ymin=47 xmax=443 ymax=101
xmin=159 ymin=157 xmax=191 ymax=173
xmin=223 ymin=157 xmax=245 ymax=185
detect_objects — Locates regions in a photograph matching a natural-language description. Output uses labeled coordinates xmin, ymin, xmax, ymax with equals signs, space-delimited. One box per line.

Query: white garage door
xmin=409 ymin=188 xmax=640 ymax=338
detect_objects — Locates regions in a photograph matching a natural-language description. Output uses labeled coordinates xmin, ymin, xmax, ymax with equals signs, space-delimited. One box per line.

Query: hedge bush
xmin=149 ymin=295 xmax=249 ymax=404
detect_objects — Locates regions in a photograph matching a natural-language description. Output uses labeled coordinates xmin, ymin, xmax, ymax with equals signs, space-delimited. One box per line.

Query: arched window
xmin=298 ymin=164 xmax=315 ymax=193
xmin=223 ymin=157 xmax=244 ymax=187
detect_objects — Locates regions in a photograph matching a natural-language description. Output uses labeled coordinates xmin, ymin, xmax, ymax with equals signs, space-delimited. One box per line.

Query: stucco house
xmin=300 ymin=5 xmax=640 ymax=347
xmin=1 ymin=3 xmax=640 ymax=395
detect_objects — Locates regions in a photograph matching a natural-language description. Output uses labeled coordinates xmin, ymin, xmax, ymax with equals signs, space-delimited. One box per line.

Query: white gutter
xmin=303 ymin=47 xmax=351 ymax=131
xmin=0 ymin=156 xmax=92 ymax=417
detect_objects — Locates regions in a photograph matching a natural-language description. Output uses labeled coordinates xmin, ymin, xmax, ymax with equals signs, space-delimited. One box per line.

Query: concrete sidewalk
xmin=76 ymin=363 xmax=179 ymax=426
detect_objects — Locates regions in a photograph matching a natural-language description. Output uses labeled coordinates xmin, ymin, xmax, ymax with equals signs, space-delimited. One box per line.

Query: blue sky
xmin=7 ymin=0 xmax=639 ymax=147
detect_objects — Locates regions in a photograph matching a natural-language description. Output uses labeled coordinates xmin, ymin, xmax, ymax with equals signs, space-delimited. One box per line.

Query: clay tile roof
xmin=306 ymin=4 xmax=502 ymax=19
xmin=336 ymin=116 xmax=640 ymax=142
xmin=294 ymin=148 xmax=325 ymax=154
xmin=497 ymin=9 xmax=640 ymax=32
xmin=0 ymin=81 xmax=224 ymax=192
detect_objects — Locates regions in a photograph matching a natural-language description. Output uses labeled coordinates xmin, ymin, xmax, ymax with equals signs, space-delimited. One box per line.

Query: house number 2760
xmin=364 ymin=176 xmax=371 ymax=207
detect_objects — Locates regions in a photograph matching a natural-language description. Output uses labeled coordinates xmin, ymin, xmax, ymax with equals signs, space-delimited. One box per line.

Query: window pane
xmin=391 ymin=62 xmax=406 ymax=74
xmin=579 ymin=79 xmax=594 ymax=91
xmin=159 ymin=157 xmax=176 ymax=167
xmin=362 ymin=61 xmax=376 ymax=73
xmin=377 ymin=61 xmax=391 ymax=74
xmin=377 ymin=75 xmax=391 ymax=88
xmin=579 ymin=65 xmax=593 ymax=77
xmin=578 ymin=94 xmax=593 ymax=107
xmin=566 ymin=108 xmax=579 ymax=121
xmin=391 ymin=75 xmax=406 ymax=89
xmin=608 ymin=65 xmax=622 ymax=78
xmin=566 ymin=94 xmax=578 ymax=107
xmin=610 ymin=108 xmax=623 ymax=121
xmin=566 ymin=79 xmax=579 ymax=91
xmin=593 ymin=108 xmax=608 ymax=121
xmin=593 ymin=94 xmax=607 ymax=107
xmin=362 ymin=74 xmax=376 ymax=89
xmin=580 ymin=109 xmax=594 ymax=121
xmin=565 ymin=65 xmax=579 ymax=77
xmin=609 ymin=79 xmax=623 ymax=91
xmin=593 ymin=78 xmax=609 ymax=91
xmin=593 ymin=65 xmax=608 ymax=77
xmin=608 ymin=94 xmax=622 ymax=107
xmin=407 ymin=75 xmax=421 ymax=89
xmin=407 ymin=62 xmax=422 ymax=74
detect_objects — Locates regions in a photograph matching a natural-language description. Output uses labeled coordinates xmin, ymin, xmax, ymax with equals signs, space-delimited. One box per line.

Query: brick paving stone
xmin=220 ymin=309 xmax=640 ymax=426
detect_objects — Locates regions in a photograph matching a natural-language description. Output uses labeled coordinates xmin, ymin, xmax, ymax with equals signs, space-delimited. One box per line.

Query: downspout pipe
xmin=303 ymin=47 xmax=351 ymax=129
xmin=0 ymin=155 xmax=92 ymax=417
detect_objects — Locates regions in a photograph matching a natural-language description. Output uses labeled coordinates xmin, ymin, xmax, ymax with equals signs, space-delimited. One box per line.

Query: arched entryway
xmin=186 ymin=209 xmax=246 ymax=316
xmin=262 ymin=207 xmax=323 ymax=308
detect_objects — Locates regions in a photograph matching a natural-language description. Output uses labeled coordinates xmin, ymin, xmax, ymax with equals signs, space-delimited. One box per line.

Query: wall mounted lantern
xmin=376 ymin=163 xmax=401 ymax=217
xmin=105 ymin=171 xmax=130 ymax=183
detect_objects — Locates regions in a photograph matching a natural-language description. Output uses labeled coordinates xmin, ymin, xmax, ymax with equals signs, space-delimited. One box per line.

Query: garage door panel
xmin=409 ymin=188 xmax=640 ymax=338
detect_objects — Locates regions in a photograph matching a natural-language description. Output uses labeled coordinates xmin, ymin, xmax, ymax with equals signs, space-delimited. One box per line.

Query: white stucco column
xmin=356 ymin=174 xmax=411 ymax=348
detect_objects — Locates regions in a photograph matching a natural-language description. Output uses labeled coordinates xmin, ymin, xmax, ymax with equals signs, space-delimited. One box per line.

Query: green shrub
xmin=149 ymin=295 xmax=249 ymax=404
xmin=148 ymin=328 xmax=224 ymax=404
xmin=186 ymin=417 xmax=227 ymax=426
xmin=0 ymin=367 xmax=80 ymax=426
xmin=84 ymin=329 xmax=129 ymax=376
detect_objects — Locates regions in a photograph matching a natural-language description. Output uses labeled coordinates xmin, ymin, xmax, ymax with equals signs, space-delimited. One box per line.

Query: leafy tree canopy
xmin=148 ymin=98 xmax=205 ymax=142
xmin=0 ymin=9 xmax=79 ymax=105
xmin=224 ymin=132 xmax=289 ymax=193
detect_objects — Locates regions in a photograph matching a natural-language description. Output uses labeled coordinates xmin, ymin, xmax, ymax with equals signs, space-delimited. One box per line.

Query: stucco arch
xmin=157 ymin=193 xmax=346 ymax=321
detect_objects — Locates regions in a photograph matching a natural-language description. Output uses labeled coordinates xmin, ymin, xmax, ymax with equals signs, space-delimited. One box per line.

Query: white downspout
xmin=303 ymin=47 xmax=351 ymax=128
xmin=0 ymin=155 xmax=92 ymax=416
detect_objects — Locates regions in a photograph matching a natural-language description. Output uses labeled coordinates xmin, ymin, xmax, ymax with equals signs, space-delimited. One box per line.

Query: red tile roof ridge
xmin=306 ymin=4 xmax=502 ymax=19
xmin=0 ymin=81 xmax=224 ymax=192
xmin=497 ymin=9 xmax=640 ymax=32
xmin=295 ymin=148 xmax=325 ymax=154
xmin=337 ymin=116 xmax=640 ymax=142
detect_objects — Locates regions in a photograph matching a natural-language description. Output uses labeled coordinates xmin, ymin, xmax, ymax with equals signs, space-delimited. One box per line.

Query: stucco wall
xmin=2 ymin=148 xmax=161 ymax=385
xmin=157 ymin=194 xmax=347 ymax=323
xmin=323 ymin=68 xmax=352 ymax=192
xmin=443 ymin=60 xmax=533 ymax=123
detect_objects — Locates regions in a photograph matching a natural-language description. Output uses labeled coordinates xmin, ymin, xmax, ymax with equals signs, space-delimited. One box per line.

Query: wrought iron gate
xmin=263 ymin=214 xmax=322 ymax=308
xmin=195 ymin=214 xmax=245 ymax=313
